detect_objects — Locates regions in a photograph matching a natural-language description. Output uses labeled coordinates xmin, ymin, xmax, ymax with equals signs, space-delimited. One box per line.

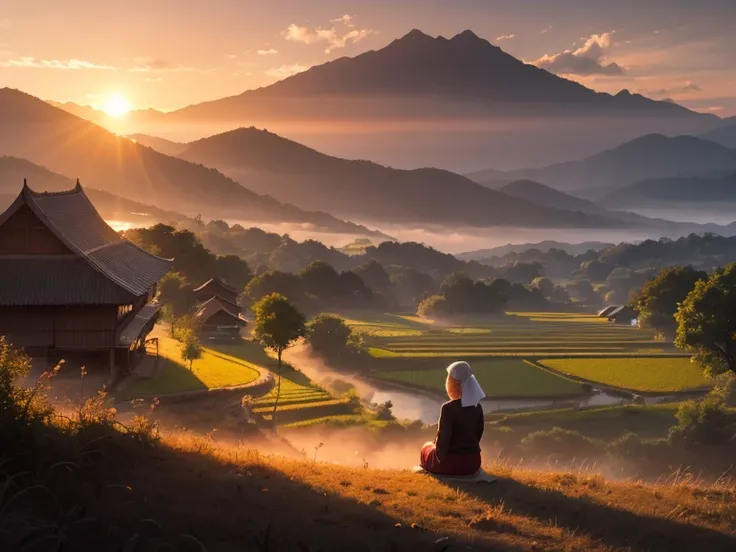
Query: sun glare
xmin=102 ymin=93 xmax=132 ymax=117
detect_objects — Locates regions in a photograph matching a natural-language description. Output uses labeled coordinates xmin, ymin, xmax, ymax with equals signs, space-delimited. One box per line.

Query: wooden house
xmin=0 ymin=182 xmax=172 ymax=374
xmin=192 ymin=278 xmax=245 ymax=340
xmin=194 ymin=296 xmax=246 ymax=340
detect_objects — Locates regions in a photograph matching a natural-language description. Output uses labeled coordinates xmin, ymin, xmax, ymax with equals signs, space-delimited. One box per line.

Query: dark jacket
xmin=435 ymin=399 xmax=484 ymax=460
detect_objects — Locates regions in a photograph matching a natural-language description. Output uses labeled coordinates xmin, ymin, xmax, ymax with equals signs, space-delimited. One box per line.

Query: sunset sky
xmin=2 ymin=0 xmax=735 ymax=116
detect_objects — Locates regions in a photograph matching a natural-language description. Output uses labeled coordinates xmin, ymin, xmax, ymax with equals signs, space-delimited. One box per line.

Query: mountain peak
xmin=451 ymin=29 xmax=482 ymax=42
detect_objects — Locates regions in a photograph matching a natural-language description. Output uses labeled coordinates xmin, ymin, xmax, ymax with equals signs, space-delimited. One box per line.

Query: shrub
xmin=375 ymin=400 xmax=395 ymax=421
xmin=668 ymin=385 xmax=736 ymax=447
xmin=306 ymin=315 xmax=353 ymax=358
xmin=521 ymin=427 xmax=603 ymax=458
xmin=608 ymin=432 xmax=670 ymax=463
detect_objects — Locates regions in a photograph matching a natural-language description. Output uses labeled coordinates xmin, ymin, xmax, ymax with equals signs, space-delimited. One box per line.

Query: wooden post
xmin=109 ymin=348 xmax=116 ymax=381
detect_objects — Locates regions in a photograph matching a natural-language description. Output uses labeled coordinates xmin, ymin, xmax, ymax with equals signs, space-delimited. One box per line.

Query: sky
xmin=1 ymin=0 xmax=735 ymax=116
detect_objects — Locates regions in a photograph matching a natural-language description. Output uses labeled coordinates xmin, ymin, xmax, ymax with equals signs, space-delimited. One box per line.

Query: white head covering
xmin=446 ymin=361 xmax=486 ymax=407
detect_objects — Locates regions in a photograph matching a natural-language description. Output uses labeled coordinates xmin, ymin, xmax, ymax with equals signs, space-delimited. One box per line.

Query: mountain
xmin=600 ymin=173 xmax=736 ymax=209
xmin=498 ymin=180 xmax=606 ymax=214
xmin=125 ymin=29 xmax=720 ymax=172
xmin=700 ymin=119 xmax=736 ymax=148
xmin=477 ymin=134 xmax=736 ymax=194
xmin=171 ymin=30 xmax=708 ymax=121
xmin=0 ymin=88 xmax=386 ymax=238
xmin=127 ymin=133 xmax=186 ymax=156
xmin=457 ymin=241 xmax=615 ymax=261
xmin=0 ymin=156 xmax=186 ymax=226
xmin=177 ymin=127 xmax=624 ymax=229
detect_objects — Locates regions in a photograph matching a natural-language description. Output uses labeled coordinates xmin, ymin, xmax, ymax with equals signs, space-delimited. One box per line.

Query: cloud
xmin=541 ymin=26 xmax=553 ymax=34
xmin=496 ymin=34 xmax=515 ymax=41
xmin=331 ymin=15 xmax=354 ymax=27
xmin=0 ymin=57 xmax=115 ymax=70
xmin=534 ymin=32 xmax=625 ymax=76
xmin=130 ymin=57 xmax=193 ymax=72
xmin=265 ymin=63 xmax=310 ymax=79
xmin=284 ymin=15 xmax=375 ymax=54
xmin=257 ymin=48 xmax=279 ymax=56
xmin=639 ymin=81 xmax=701 ymax=98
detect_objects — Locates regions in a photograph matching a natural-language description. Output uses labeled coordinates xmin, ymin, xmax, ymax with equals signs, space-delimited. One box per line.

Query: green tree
xmin=251 ymin=293 xmax=306 ymax=423
xmin=529 ymin=276 xmax=555 ymax=298
xmin=180 ymin=332 xmax=203 ymax=370
xmin=306 ymin=315 xmax=353 ymax=358
xmin=158 ymin=272 xmax=194 ymax=335
xmin=634 ymin=266 xmax=707 ymax=337
xmin=675 ymin=264 xmax=736 ymax=375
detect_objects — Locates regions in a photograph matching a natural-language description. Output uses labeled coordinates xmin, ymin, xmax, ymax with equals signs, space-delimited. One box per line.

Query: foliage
xmin=565 ymin=279 xmax=600 ymax=304
xmin=126 ymin=223 xmax=251 ymax=291
xmin=675 ymin=263 xmax=736 ymax=375
xmin=521 ymin=427 xmax=603 ymax=458
xmin=0 ymin=337 xmax=54 ymax=447
xmin=418 ymin=273 xmax=508 ymax=317
xmin=306 ymin=315 xmax=354 ymax=358
xmin=633 ymin=265 xmax=707 ymax=337
xmin=668 ymin=384 xmax=736 ymax=447
xmin=180 ymin=331 xmax=204 ymax=370
xmin=251 ymin=294 xmax=307 ymax=423
xmin=375 ymin=400 xmax=395 ymax=421
xmin=159 ymin=272 xmax=195 ymax=333
xmin=530 ymin=276 xmax=555 ymax=298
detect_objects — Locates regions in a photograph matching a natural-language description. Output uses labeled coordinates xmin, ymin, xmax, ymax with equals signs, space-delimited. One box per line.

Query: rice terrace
xmin=348 ymin=311 xmax=710 ymax=401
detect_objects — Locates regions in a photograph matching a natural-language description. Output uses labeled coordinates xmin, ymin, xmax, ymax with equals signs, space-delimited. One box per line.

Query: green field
xmin=538 ymin=357 xmax=711 ymax=393
xmin=119 ymin=329 xmax=261 ymax=399
xmin=336 ymin=310 xmax=703 ymax=400
xmin=374 ymin=359 xmax=585 ymax=398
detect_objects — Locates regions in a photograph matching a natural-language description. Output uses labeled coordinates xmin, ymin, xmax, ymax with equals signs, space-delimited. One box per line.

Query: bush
xmin=521 ymin=427 xmax=603 ymax=458
xmin=668 ymin=385 xmax=736 ymax=447
xmin=306 ymin=315 xmax=353 ymax=358
xmin=608 ymin=432 xmax=670 ymax=463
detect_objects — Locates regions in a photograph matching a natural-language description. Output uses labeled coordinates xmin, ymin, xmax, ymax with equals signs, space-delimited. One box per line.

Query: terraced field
xmin=363 ymin=312 xmax=678 ymax=358
xmin=340 ymin=311 xmax=701 ymax=399
xmin=539 ymin=357 xmax=711 ymax=393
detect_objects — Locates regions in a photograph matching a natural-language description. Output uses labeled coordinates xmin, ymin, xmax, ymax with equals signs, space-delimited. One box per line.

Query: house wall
xmin=0 ymin=204 xmax=71 ymax=255
xmin=0 ymin=305 xmax=119 ymax=350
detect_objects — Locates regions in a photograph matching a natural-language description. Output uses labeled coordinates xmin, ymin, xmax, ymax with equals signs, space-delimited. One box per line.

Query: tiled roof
xmin=0 ymin=183 xmax=173 ymax=304
xmin=0 ymin=257 xmax=135 ymax=305
xmin=194 ymin=277 xmax=237 ymax=294
xmin=195 ymin=296 xmax=245 ymax=325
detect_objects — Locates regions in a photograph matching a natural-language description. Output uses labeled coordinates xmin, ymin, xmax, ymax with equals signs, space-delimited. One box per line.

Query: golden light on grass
xmin=102 ymin=93 xmax=132 ymax=117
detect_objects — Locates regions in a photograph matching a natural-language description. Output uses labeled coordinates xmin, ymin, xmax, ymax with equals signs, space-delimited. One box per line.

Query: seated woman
xmin=420 ymin=361 xmax=486 ymax=476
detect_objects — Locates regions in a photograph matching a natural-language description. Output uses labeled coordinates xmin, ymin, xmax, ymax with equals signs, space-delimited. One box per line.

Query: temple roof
xmin=0 ymin=182 xmax=173 ymax=305
xmin=195 ymin=296 xmax=245 ymax=325
xmin=194 ymin=277 xmax=238 ymax=295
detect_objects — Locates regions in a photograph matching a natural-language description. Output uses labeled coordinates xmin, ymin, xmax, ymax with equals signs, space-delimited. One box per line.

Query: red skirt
xmin=420 ymin=442 xmax=481 ymax=476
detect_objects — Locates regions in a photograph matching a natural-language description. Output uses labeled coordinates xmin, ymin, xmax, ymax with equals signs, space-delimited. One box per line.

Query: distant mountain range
xmin=600 ymin=173 xmax=736 ymax=209
xmin=47 ymin=29 xmax=723 ymax=171
xmin=700 ymin=118 xmax=736 ymax=149
xmin=0 ymin=88 xmax=387 ymax=239
xmin=177 ymin=127 xmax=623 ymax=229
xmin=469 ymin=134 xmax=736 ymax=195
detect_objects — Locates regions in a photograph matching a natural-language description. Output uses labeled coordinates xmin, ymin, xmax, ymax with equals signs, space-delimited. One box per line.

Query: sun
xmin=102 ymin=93 xmax=133 ymax=117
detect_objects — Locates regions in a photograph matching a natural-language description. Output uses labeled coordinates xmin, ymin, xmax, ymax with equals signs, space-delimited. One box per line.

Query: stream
xmin=367 ymin=386 xmax=683 ymax=424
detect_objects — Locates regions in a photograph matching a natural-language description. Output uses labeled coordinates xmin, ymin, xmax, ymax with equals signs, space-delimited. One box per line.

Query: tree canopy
xmin=633 ymin=266 xmax=707 ymax=337
xmin=675 ymin=264 xmax=736 ymax=375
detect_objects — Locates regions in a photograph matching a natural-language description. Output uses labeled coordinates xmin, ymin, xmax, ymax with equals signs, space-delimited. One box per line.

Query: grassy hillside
xmin=4 ymin=419 xmax=736 ymax=552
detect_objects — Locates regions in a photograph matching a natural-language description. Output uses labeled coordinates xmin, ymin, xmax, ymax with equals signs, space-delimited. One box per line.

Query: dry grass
xmin=120 ymin=429 xmax=736 ymax=552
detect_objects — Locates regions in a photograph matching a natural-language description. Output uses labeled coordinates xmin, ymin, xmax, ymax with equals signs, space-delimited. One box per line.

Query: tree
xmin=675 ymin=264 xmax=736 ymax=375
xmin=354 ymin=260 xmax=391 ymax=292
xmin=565 ymin=280 xmax=599 ymax=304
xmin=306 ymin=315 xmax=353 ymax=358
xmin=634 ymin=266 xmax=707 ymax=337
xmin=251 ymin=293 xmax=307 ymax=423
xmin=529 ymin=277 xmax=555 ymax=298
xmin=180 ymin=332 xmax=203 ymax=371
xmin=158 ymin=272 xmax=195 ymax=335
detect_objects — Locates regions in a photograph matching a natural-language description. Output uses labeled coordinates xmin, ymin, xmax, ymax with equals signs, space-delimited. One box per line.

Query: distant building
xmin=0 ymin=182 xmax=172 ymax=374
xmin=597 ymin=305 xmax=620 ymax=318
xmin=193 ymin=278 xmax=245 ymax=340
xmin=607 ymin=305 xmax=638 ymax=325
